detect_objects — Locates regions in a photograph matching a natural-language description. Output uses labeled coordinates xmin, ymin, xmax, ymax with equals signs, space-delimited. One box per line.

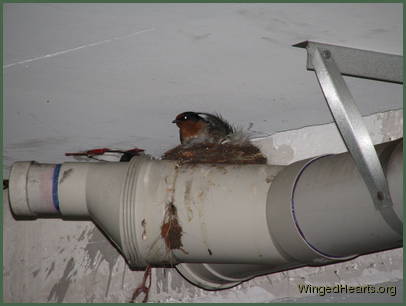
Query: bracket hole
xmin=321 ymin=49 xmax=331 ymax=59
xmin=377 ymin=191 xmax=384 ymax=201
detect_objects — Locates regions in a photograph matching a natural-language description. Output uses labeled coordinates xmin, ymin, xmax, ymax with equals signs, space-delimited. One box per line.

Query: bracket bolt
xmin=377 ymin=191 xmax=384 ymax=201
xmin=321 ymin=50 xmax=331 ymax=59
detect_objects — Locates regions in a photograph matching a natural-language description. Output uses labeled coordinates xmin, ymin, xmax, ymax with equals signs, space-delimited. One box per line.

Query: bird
xmin=172 ymin=111 xmax=235 ymax=145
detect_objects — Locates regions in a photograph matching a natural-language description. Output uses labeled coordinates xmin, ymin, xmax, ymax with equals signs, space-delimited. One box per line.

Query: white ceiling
xmin=3 ymin=3 xmax=403 ymax=177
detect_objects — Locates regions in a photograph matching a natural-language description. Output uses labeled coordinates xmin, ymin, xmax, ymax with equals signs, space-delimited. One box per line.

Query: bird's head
xmin=172 ymin=112 xmax=205 ymax=127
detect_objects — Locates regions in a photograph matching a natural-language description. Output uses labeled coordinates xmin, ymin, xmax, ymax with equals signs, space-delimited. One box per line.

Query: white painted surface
xmin=3 ymin=3 xmax=403 ymax=302
xmin=3 ymin=3 xmax=403 ymax=176
xmin=253 ymin=109 xmax=403 ymax=165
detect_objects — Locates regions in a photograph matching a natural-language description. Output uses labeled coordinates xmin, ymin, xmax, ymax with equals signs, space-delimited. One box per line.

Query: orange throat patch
xmin=178 ymin=120 xmax=207 ymax=142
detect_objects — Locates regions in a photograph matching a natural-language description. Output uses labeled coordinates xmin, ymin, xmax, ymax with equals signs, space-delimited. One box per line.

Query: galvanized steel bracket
xmin=294 ymin=40 xmax=403 ymax=83
xmin=294 ymin=41 xmax=402 ymax=236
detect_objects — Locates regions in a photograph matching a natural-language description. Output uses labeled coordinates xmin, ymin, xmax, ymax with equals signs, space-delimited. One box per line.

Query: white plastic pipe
xmin=7 ymin=140 xmax=402 ymax=289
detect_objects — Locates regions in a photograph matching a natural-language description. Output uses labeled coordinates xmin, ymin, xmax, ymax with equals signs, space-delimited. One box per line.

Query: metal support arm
xmin=294 ymin=41 xmax=402 ymax=236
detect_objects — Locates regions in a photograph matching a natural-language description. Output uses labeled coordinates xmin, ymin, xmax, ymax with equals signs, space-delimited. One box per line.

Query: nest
xmin=161 ymin=142 xmax=267 ymax=164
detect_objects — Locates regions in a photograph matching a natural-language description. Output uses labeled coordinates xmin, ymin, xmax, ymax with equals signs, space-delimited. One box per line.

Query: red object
xmin=125 ymin=148 xmax=145 ymax=154
xmin=130 ymin=265 xmax=152 ymax=303
xmin=85 ymin=148 xmax=112 ymax=155
xmin=65 ymin=147 xmax=144 ymax=157
xmin=65 ymin=148 xmax=111 ymax=156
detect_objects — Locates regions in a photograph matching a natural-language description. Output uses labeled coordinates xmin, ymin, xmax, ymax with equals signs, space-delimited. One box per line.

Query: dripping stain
xmin=47 ymin=258 xmax=75 ymax=302
xmin=83 ymin=226 xmax=120 ymax=297
xmin=59 ymin=168 xmax=73 ymax=184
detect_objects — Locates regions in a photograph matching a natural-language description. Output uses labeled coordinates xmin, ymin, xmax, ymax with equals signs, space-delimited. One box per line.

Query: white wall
xmin=4 ymin=3 xmax=402 ymax=174
xmin=3 ymin=3 xmax=403 ymax=302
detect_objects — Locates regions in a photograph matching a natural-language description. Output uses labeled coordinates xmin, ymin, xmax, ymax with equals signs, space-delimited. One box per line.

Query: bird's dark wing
xmin=197 ymin=112 xmax=235 ymax=135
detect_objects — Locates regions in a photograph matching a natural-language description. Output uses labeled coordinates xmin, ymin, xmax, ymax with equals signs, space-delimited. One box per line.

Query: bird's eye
xmin=183 ymin=115 xmax=188 ymax=120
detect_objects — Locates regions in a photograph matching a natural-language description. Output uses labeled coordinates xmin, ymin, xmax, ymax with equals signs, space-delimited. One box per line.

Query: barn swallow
xmin=172 ymin=112 xmax=235 ymax=145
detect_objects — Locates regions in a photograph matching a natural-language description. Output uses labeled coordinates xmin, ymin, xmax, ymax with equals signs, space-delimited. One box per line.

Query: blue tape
xmin=52 ymin=164 xmax=62 ymax=212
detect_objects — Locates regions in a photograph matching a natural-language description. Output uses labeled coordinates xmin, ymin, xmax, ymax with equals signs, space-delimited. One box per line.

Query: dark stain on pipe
xmin=161 ymin=202 xmax=188 ymax=254
xmin=59 ymin=168 xmax=73 ymax=184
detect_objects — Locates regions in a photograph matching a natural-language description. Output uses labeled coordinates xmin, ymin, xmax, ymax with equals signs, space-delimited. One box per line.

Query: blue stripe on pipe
xmin=52 ymin=164 xmax=62 ymax=212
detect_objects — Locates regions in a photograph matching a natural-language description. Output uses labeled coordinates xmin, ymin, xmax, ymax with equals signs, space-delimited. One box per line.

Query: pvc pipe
xmin=268 ymin=142 xmax=402 ymax=260
xmin=7 ymin=140 xmax=403 ymax=290
xmin=178 ymin=140 xmax=403 ymax=289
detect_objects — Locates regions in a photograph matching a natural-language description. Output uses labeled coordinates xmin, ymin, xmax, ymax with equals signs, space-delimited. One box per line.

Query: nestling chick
xmin=172 ymin=112 xmax=235 ymax=145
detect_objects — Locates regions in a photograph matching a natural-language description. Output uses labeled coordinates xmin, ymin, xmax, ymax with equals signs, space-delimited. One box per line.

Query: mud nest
xmin=161 ymin=142 xmax=267 ymax=164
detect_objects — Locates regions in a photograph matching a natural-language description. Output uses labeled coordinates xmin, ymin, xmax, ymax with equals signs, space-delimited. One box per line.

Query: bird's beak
xmin=172 ymin=119 xmax=178 ymax=123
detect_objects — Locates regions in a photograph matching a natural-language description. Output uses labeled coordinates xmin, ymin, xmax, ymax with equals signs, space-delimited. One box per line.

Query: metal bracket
xmin=294 ymin=41 xmax=402 ymax=236
xmin=294 ymin=41 xmax=403 ymax=83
